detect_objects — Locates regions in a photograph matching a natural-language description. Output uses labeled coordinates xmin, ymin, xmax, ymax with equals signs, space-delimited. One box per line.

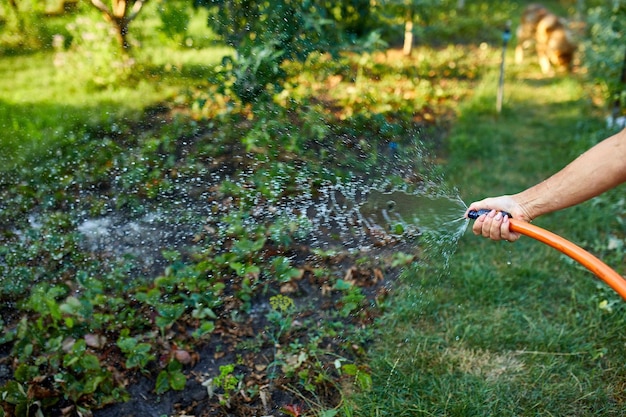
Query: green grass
xmin=0 ymin=4 xmax=231 ymax=170
xmin=347 ymin=41 xmax=626 ymax=416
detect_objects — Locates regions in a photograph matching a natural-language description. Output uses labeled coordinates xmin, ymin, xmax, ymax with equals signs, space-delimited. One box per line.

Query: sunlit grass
xmin=347 ymin=39 xmax=626 ymax=416
xmin=0 ymin=51 xmax=171 ymax=168
xmin=0 ymin=25 xmax=231 ymax=170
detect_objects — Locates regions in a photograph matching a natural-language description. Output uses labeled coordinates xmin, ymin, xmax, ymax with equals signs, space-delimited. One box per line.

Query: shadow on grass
xmin=0 ymin=99 xmax=131 ymax=171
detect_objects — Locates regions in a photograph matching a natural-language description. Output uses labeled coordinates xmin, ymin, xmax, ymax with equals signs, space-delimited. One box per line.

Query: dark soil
xmin=87 ymin=217 xmax=410 ymax=416
xmin=87 ymin=200 xmax=413 ymax=416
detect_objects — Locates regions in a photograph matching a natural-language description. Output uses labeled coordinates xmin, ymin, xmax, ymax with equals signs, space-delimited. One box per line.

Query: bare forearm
xmin=514 ymin=128 xmax=626 ymax=219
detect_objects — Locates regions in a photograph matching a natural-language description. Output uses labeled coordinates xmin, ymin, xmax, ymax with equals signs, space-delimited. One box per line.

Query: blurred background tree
xmin=0 ymin=0 xmax=48 ymax=50
xmin=379 ymin=0 xmax=453 ymax=55
xmin=192 ymin=0 xmax=381 ymax=103
xmin=88 ymin=0 xmax=147 ymax=49
xmin=155 ymin=0 xmax=190 ymax=46
xmin=583 ymin=0 xmax=626 ymax=120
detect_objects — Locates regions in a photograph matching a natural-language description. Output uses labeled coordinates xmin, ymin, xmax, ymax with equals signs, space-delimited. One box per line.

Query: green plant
xmin=117 ymin=332 xmax=155 ymax=371
xmin=0 ymin=380 xmax=40 ymax=417
xmin=583 ymin=1 xmax=626 ymax=113
xmin=58 ymin=339 xmax=119 ymax=404
xmin=218 ymin=43 xmax=286 ymax=103
xmin=64 ymin=15 xmax=135 ymax=89
xmin=267 ymin=294 xmax=296 ymax=342
xmin=270 ymin=256 xmax=303 ymax=283
xmin=154 ymin=303 xmax=186 ymax=334
xmin=339 ymin=363 xmax=372 ymax=391
xmin=155 ymin=0 xmax=191 ymax=46
xmin=155 ymin=360 xmax=187 ymax=395
xmin=333 ymin=280 xmax=366 ymax=318
xmin=206 ymin=364 xmax=241 ymax=407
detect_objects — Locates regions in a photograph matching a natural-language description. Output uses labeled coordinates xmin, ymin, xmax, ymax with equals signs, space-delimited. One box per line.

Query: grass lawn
xmin=0 ymin=4 xmax=231 ymax=170
xmin=348 ymin=42 xmax=626 ymax=416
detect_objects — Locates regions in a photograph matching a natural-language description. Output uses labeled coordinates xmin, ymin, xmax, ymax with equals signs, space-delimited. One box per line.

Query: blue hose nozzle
xmin=467 ymin=209 xmax=512 ymax=220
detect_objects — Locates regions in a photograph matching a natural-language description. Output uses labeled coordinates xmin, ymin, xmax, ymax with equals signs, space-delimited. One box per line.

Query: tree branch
xmin=127 ymin=0 xmax=146 ymax=22
xmin=90 ymin=0 xmax=111 ymax=15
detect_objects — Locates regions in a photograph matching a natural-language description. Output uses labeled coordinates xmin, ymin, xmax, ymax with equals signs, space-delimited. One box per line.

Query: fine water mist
xmin=74 ymin=170 xmax=470 ymax=272
xmin=302 ymin=182 xmax=469 ymax=254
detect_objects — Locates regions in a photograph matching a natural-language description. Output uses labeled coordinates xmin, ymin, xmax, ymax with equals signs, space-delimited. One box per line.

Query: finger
xmin=472 ymin=213 xmax=487 ymax=235
xmin=465 ymin=203 xmax=481 ymax=218
xmin=489 ymin=211 xmax=504 ymax=241
xmin=481 ymin=210 xmax=497 ymax=238
xmin=501 ymin=216 xmax=520 ymax=242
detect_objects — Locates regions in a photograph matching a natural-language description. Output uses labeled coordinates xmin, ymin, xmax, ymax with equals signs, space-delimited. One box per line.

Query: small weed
xmin=267 ymin=294 xmax=296 ymax=342
xmin=205 ymin=364 xmax=241 ymax=407
xmin=333 ymin=280 xmax=367 ymax=318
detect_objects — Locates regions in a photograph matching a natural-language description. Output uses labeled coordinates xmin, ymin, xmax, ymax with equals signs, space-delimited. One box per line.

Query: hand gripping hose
xmin=468 ymin=209 xmax=626 ymax=300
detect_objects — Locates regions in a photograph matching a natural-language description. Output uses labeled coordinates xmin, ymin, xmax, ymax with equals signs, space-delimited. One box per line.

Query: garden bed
xmin=0 ymin=91 xmax=446 ymax=416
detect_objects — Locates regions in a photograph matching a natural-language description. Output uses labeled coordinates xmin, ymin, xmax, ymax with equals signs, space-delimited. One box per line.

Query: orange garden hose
xmin=468 ymin=210 xmax=626 ymax=300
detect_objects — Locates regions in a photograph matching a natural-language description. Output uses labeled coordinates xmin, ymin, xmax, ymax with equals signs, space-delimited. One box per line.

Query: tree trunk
xmin=403 ymin=20 xmax=413 ymax=56
xmin=89 ymin=0 xmax=145 ymax=50
xmin=111 ymin=16 xmax=130 ymax=49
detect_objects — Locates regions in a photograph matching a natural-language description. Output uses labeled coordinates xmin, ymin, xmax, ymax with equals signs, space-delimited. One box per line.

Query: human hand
xmin=464 ymin=196 xmax=531 ymax=242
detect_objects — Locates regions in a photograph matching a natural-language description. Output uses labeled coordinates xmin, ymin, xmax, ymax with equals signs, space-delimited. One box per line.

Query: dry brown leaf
xmin=373 ymin=268 xmax=384 ymax=282
xmin=280 ymin=282 xmax=298 ymax=294
xmin=85 ymin=333 xmax=107 ymax=349
xmin=320 ymin=284 xmax=332 ymax=296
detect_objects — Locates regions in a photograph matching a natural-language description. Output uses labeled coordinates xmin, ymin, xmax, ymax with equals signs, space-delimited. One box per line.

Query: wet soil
xmin=83 ymin=117 xmax=423 ymax=417
xmin=86 ymin=201 xmax=413 ymax=417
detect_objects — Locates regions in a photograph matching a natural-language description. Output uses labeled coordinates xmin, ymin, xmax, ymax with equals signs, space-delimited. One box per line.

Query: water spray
xmin=468 ymin=209 xmax=626 ymax=300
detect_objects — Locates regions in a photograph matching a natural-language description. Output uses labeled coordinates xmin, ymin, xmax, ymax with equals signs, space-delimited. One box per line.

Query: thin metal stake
xmin=497 ymin=21 xmax=511 ymax=114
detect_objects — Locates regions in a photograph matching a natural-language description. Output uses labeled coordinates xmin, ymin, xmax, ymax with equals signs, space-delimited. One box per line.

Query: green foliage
xmin=378 ymin=0 xmax=510 ymax=45
xmin=1 ymin=380 xmax=41 ymax=416
xmin=156 ymin=0 xmax=191 ymax=45
xmin=208 ymin=364 xmax=241 ymax=406
xmin=0 ymin=0 xmax=49 ymax=52
xmin=0 ymin=215 xmax=81 ymax=300
xmin=266 ymin=294 xmax=296 ymax=343
xmin=583 ymin=1 xmax=626 ymax=111
xmin=217 ymin=43 xmax=286 ymax=103
xmin=340 ymin=363 xmax=372 ymax=391
xmin=58 ymin=339 xmax=118 ymax=404
xmin=270 ymin=257 xmax=302 ymax=283
xmin=117 ymin=332 xmax=155 ymax=370
xmin=195 ymin=0 xmax=350 ymax=57
xmin=334 ymin=280 xmax=366 ymax=317
xmin=196 ymin=0 xmax=380 ymax=102
xmin=64 ymin=15 xmax=135 ymax=89
xmin=155 ymin=360 xmax=187 ymax=394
